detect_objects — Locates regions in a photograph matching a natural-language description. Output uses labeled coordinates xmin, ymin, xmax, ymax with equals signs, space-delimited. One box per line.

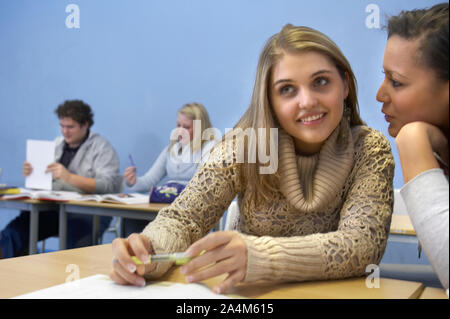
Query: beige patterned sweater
xmin=142 ymin=121 xmax=395 ymax=283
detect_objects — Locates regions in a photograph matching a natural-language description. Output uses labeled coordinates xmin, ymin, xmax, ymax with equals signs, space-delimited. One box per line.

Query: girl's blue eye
xmin=280 ymin=85 xmax=295 ymax=95
xmin=313 ymin=77 xmax=328 ymax=87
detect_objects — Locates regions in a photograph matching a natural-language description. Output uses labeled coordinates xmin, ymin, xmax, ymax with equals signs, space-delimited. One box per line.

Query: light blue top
xmin=126 ymin=140 xmax=216 ymax=193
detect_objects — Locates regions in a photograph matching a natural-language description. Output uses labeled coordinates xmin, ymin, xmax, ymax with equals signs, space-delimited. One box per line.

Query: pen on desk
xmin=131 ymin=252 xmax=190 ymax=266
xmin=128 ymin=154 xmax=136 ymax=172
xmin=131 ymin=250 xmax=205 ymax=266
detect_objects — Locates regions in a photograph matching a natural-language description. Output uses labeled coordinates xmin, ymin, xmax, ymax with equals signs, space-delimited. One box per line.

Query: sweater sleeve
xmin=242 ymin=130 xmax=395 ymax=282
xmin=141 ymin=141 xmax=243 ymax=278
xmin=127 ymin=146 xmax=169 ymax=193
xmin=400 ymin=169 xmax=449 ymax=289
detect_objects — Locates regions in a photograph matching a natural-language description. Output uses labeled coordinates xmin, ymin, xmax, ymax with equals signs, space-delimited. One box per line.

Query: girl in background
xmin=122 ymin=102 xmax=217 ymax=236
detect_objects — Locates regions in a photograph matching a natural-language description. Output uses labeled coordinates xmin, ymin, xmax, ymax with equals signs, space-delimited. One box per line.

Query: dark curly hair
xmin=54 ymin=100 xmax=94 ymax=128
xmin=387 ymin=2 xmax=449 ymax=81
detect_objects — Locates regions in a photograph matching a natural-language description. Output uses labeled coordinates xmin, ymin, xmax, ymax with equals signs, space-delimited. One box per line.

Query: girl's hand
xmin=124 ymin=166 xmax=137 ymax=186
xmin=110 ymin=233 xmax=156 ymax=287
xmin=180 ymin=231 xmax=247 ymax=294
xmin=424 ymin=123 xmax=449 ymax=170
xmin=396 ymin=122 xmax=449 ymax=182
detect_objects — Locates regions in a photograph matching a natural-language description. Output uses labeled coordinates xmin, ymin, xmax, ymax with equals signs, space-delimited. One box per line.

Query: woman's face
xmin=376 ymin=35 xmax=449 ymax=137
xmin=176 ymin=112 xmax=194 ymax=144
xmin=270 ymin=51 xmax=349 ymax=155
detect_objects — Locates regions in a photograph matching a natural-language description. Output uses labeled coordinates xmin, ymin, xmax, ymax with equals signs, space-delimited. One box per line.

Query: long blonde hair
xmin=169 ymin=102 xmax=213 ymax=153
xmin=232 ymin=24 xmax=364 ymax=203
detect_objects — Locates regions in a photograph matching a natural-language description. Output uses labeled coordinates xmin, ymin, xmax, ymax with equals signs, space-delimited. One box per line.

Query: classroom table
xmin=58 ymin=201 xmax=169 ymax=250
xmin=390 ymin=215 xmax=416 ymax=236
xmin=388 ymin=214 xmax=418 ymax=245
xmin=0 ymin=243 xmax=426 ymax=299
xmin=0 ymin=198 xmax=59 ymax=255
xmin=418 ymin=287 xmax=448 ymax=299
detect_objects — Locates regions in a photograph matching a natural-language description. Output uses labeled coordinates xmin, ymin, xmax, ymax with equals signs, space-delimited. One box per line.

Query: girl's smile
xmin=270 ymin=51 xmax=349 ymax=155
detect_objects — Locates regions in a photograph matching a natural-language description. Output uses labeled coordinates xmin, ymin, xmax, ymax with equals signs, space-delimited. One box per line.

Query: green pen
xmin=131 ymin=251 xmax=204 ymax=266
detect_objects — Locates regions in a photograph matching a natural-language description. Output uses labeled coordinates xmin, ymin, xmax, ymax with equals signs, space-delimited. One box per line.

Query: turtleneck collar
xmin=278 ymin=119 xmax=354 ymax=213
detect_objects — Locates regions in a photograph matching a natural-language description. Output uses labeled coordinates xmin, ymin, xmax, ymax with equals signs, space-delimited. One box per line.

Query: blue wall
xmin=0 ymin=0 xmax=443 ymax=243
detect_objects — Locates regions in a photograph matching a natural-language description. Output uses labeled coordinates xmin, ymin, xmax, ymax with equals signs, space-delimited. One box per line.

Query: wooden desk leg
xmin=29 ymin=206 xmax=39 ymax=255
xmin=59 ymin=205 xmax=67 ymax=250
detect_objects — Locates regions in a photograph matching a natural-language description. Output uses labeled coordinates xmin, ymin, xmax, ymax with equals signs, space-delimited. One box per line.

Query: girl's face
xmin=376 ymin=35 xmax=449 ymax=137
xmin=270 ymin=51 xmax=349 ymax=155
xmin=176 ymin=112 xmax=194 ymax=144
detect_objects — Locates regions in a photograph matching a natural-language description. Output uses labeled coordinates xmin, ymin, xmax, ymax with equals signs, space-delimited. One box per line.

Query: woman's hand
xmin=124 ymin=166 xmax=137 ymax=186
xmin=396 ymin=121 xmax=448 ymax=182
xmin=424 ymin=123 xmax=449 ymax=170
xmin=180 ymin=231 xmax=247 ymax=294
xmin=110 ymin=233 xmax=156 ymax=287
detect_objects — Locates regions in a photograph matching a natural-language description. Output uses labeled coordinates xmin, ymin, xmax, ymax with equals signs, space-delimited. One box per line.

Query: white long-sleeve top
xmin=401 ymin=168 xmax=449 ymax=289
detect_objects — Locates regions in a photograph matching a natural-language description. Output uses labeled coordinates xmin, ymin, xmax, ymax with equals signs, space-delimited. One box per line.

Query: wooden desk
xmin=389 ymin=214 xmax=418 ymax=246
xmin=419 ymin=287 xmax=448 ymax=299
xmin=0 ymin=198 xmax=59 ymax=254
xmin=390 ymin=215 xmax=416 ymax=236
xmin=0 ymin=244 xmax=424 ymax=299
xmin=58 ymin=201 xmax=168 ymax=250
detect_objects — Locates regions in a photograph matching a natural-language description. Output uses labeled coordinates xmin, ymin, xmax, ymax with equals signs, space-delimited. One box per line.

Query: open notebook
xmin=13 ymin=274 xmax=233 ymax=299
xmin=1 ymin=189 xmax=149 ymax=204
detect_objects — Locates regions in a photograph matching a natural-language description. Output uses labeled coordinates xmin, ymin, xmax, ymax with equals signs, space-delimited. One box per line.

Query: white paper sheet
xmin=13 ymin=274 xmax=231 ymax=299
xmin=25 ymin=139 xmax=55 ymax=190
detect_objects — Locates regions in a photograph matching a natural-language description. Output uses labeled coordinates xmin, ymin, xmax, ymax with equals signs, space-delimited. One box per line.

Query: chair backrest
xmin=393 ymin=189 xmax=408 ymax=215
